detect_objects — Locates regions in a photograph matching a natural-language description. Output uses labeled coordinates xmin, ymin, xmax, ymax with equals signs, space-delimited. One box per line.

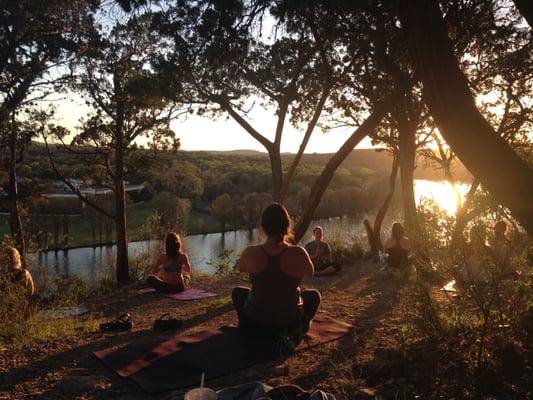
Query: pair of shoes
xmin=153 ymin=313 xmax=183 ymax=332
xmin=100 ymin=313 xmax=133 ymax=332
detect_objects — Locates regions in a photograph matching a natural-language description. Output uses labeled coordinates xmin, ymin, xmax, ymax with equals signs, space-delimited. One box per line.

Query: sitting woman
xmin=456 ymin=225 xmax=491 ymax=285
xmin=1 ymin=246 xmax=34 ymax=296
xmin=383 ymin=222 xmax=412 ymax=269
xmin=304 ymin=226 xmax=342 ymax=276
xmin=147 ymin=233 xmax=191 ymax=293
xmin=490 ymin=221 xmax=516 ymax=279
xmin=232 ymin=203 xmax=321 ymax=343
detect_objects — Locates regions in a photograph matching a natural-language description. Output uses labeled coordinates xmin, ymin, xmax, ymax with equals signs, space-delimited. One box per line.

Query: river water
xmin=29 ymin=179 xmax=469 ymax=285
xmin=30 ymin=217 xmax=363 ymax=284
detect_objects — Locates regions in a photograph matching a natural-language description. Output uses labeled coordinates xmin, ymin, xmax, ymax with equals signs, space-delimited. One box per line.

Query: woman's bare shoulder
xmin=384 ymin=237 xmax=396 ymax=248
xmin=240 ymin=245 xmax=265 ymax=259
xmin=400 ymin=237 xmax=412 ymax=249
xmin=284 ymin=245 xmax=308 ymax=256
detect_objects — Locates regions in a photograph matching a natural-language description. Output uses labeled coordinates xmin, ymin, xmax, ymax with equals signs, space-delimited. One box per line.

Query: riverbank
xmin=0 ymin=203 xmax=233 ymax=251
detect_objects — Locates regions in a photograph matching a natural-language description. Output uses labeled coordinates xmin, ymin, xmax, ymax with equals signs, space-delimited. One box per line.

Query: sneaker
xmin=100 ymin=313 xmax=133 ymax=332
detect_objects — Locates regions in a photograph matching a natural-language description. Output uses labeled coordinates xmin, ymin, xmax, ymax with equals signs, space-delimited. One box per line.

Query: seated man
xmin=304 ymin=226 xmax=342 ymax=276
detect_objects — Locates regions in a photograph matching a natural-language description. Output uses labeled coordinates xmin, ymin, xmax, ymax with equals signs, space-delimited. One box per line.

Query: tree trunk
xmin=293 ymin=89 xmax=405 ymax=243
xmin=395 ymin=103 xmax=419 ymax=236
xmin=279 ymin=83 xmax=332 ymax=203
xmin=92 ymin=219 xmax=96 ymax=246
xmin=372 ymin=154 xmax=399 ymax=253
xmin=42 ymin=216 xmax=49 ymax=250
xmin=8 ymin=133 xmax=25 ymax=260
xmin=396 ymin=0 xmax=533 ymax=234
xmin=63 ymin=214 xmax=69 ymax=247
xmin=363 ymin=218 xmax=379 ymax=256
xmin=99 ymin=216 xmax=103 ymax=244
xmin=269 ymin=147 xmax=283 ymax=202
xmin=54 ymin=216 xmax=59 ymax=248
xmin=451 ymin=179 xmax=480 ymax=248
xmin=114 ymin=129 xmax=129 ymax=286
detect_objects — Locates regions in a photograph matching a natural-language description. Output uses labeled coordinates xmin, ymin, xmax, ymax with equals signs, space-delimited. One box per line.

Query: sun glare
xmin=414 ymin=180 xmax=469 ymax=215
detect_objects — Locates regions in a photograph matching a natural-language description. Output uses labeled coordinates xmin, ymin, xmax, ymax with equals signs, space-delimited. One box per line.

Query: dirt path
xmin=0 ymin=261 xmax=406 ymax=399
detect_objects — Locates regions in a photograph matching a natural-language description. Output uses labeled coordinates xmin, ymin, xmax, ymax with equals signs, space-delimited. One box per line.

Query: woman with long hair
xmin=232 ymin=203 xmax=321 ymax=342
xmin=384 ymin=222 xmax=412 ymax=269
xmin=0 ymin=245 xmax=34 ymax=296
xmin=147 ymin=232 xmax=191 ymax=293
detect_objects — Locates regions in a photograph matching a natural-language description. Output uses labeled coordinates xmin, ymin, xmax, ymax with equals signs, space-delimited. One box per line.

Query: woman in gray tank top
xmin=232 ymin=203 xmax=321 ymax=342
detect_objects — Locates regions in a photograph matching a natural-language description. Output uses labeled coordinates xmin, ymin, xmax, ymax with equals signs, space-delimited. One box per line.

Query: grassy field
xmin=0 ymin=202 xmax=228 ymax=249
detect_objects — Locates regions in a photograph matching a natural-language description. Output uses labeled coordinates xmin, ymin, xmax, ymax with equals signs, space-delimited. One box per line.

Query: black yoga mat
xmin=93 ymin=314 xmax=353 ymax=394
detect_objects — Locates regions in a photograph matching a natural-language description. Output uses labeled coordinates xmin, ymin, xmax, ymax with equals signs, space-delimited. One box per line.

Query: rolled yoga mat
xmin=93 ymin=313 xmax=353 ymax=394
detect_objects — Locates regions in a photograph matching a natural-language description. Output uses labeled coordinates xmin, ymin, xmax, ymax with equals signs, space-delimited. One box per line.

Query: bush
xmin=208 ymin=248 xmax=247 ymax=280
xmin=322 ymin=220 xmax=369 ymax=264
xmin=45 ymin=275 xmax=90 ymax=307
xmin=0 ymin=275 xmax=32 ymax=342
xmin=401 ymin=215 xmax=533 ymax=398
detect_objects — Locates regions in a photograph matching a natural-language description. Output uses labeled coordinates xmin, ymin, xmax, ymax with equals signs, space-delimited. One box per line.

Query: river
xmin=30 ymin=217 xmax=363 ymax=285
xmin=28 ymin=179 xmax=469 ymax=285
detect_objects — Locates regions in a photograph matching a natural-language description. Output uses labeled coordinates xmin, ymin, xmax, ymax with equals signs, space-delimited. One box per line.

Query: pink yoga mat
xmin=139 ymin=287 xmax=217 ymax=300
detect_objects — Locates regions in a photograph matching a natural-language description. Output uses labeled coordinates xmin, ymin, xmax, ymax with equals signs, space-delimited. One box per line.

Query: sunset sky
xmin=51 ymin=91 xmax=374 ymax=154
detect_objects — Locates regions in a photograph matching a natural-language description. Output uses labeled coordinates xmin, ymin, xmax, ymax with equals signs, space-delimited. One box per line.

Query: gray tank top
xmin=245 ymin=246 xmax=303 ymax=326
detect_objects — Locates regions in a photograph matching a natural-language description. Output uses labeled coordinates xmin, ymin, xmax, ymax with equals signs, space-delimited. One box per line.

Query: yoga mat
xmin=94 ymin=314 xmax=352 ymax=394
xmin=139 ymin=287 xmax=217 ymax=300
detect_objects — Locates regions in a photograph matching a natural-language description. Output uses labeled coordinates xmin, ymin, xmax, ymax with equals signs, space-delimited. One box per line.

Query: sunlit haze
xmin=50 ymin=92 xmax=374 ymax=153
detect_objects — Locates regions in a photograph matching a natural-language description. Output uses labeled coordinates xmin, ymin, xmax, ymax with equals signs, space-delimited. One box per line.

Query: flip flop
xmin=100 ymin=313 xmax=133 ymax=332
xmin=153 ymin=313 xmax=183 ymax=332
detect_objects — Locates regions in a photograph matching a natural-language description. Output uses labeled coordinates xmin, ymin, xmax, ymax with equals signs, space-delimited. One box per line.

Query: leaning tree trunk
xmin=8 ymin=133 xmax=25 ymax=261
xmin=372 ymin=154 xmax=399 ymax=254
xmin=293 ymin=89 xmax=407 ymax=243
xmin=396 ymin=0 xmax=533 ymax=235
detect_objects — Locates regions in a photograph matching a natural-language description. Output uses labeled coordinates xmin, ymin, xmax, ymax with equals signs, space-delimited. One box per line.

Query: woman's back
xmin=384 ymin=237 xmax=411 ymax=269
xmin=233 ymin=203 xmax=320 ymax=340
xmin=246 ymin=245 xmax=303 ymax=326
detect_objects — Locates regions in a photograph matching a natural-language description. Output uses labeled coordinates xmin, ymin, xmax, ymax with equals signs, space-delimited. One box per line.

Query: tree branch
xmin=42 ymin=134 xmax=117 ymax=221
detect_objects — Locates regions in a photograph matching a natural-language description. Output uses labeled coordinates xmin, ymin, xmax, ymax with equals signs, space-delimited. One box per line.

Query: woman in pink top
xmin=147 ymin=233 xmax=191 ymax=293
